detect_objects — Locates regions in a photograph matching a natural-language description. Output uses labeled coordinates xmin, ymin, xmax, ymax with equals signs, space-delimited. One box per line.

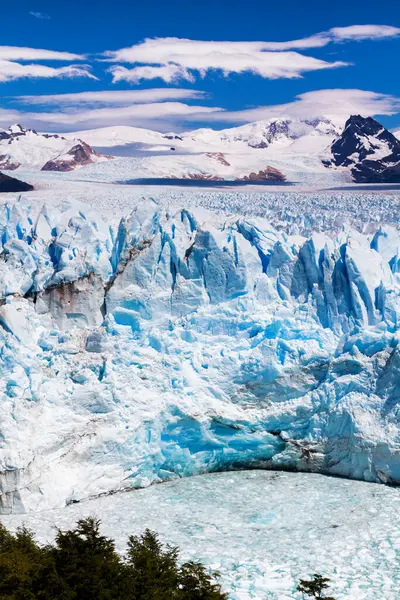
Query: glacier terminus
xmin=0 ymin=190 xmax=400 ymax=513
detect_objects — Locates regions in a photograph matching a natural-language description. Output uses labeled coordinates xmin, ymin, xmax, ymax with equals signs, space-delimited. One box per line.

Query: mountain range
xmin=67 ymin=115 xmax=400 ymax=184
xmin=1 ymin=116 xmax=400 ymax=183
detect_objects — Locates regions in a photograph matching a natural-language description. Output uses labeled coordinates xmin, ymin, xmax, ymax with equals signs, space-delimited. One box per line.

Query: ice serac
xmin=1 ymin=197 xmax=400 ymax=512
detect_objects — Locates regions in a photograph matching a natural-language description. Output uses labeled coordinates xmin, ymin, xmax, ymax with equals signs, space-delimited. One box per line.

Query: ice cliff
xmin=0 ymin=196 xmax=400 ymax=513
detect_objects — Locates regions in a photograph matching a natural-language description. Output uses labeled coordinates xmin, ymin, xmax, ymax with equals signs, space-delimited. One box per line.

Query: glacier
xmin=0 ymin=193 xmax=400 ymax=512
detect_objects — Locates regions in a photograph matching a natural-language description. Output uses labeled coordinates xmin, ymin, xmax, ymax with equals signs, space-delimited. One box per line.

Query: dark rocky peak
xmin=325 ymin=115 xmax=400 ymax=183
xmin=5 ymin=124 xmax=65 ymax=141
xmin=329 ymin=115 xmax=400 ymax=167
xmin=41 ymin=140 xmax=107 ymax=172
xmin=8 ymin=124 xmax=28 ymax=137
xmin=344 ymin=115 xmax=400 ymax=147
xmin=0 ymin=130 xmax=11 ymax=141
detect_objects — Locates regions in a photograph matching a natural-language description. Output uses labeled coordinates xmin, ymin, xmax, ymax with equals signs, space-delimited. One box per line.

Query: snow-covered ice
xmin=3 ymin=470 xmax=400 ymax=600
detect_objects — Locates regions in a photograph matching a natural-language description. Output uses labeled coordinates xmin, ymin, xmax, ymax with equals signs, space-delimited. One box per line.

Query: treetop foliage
xmin=0 ymin=517 xmax=227 ymax=600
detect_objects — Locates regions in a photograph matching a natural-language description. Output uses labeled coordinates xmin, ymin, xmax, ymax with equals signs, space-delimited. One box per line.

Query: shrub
xmin=297 ymin=573 xmax=336 ymax=600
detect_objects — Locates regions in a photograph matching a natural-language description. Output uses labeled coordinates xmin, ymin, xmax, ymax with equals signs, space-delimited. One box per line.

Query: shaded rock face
xmin=352 ymin=160 xmax=400 ymax=183
xmin=326 ymin=115 xmax=400 ymax=183
xmin=0 ymin=172 xmax=33 ymax=193
xmin=169 ymin=173 xmax=225 ymax=181
xmin=163 ymin=134 xmax=183 ymax=141
xmin=205 ymin=152 xmax=231 ymax=167
xmin=225 ymin=117 xmax=339 ymax=149
xmin=237 ymin=166 xmax=286 ymax=182
xmin=41 ymin=141 xmax=107 ymax=172
xmin=330 ymin=115 xmax=400 ymax=168
xmin=170 ymin=164 xmax=285 ymax=182
xmin=0 ymin=156 xmax=20 ymax=170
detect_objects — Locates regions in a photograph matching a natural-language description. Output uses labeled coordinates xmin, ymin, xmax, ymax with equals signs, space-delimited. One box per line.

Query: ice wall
xmin=0 ymin=197 xmax=399 ymax=512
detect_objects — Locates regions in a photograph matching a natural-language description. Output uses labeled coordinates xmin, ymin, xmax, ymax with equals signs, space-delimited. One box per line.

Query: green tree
xmin=126 ymin=529 xmax=181 ymax=599
xmin=178 ymin=561 xmax=227 ymax=600
xmin=126 ymin=529 xmax=227 ymax=600
xmin=0 ymin=523 xmax=54 ymax=600
xmin=0 ymin=519 xmax=227 ymax=600
xmin=297 ymin=573 xmax=336 ymax=600
xmin=51 ymin=516 xmax=127 ymax=600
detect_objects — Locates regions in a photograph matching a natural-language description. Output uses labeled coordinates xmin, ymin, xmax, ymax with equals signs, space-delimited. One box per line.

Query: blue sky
xmin=1 ymin=0 xmax=400 ymax=132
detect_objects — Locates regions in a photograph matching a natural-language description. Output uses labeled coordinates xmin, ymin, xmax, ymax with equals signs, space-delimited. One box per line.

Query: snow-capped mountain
xmin=328 ymin=115 xmax=400 ymax=167
xmin=70 ymin=117 xmax=341 ymax=155
xmin=1 ymin=195 xmax=400 ymax=512
xmin=178 ymin=117 xmax=342 ymax=153
xmin=326 ymin=115 xmax=400 ymax=182
xmin=65 ymin=117 xmax=343 ymax=183
xmin=65 ymin=125 xmax=168 ymax=148
xmin=0 ymin=125 xmax=110 ymax=172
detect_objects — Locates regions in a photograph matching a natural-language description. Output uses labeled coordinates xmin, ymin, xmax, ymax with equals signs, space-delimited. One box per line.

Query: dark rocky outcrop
xmin=325 ymin=115 xmax=400 ymax=183
xmin=328 ymin=115 xmax=400 ymax=167
xmin=0 ymin=155 xmax=20 ymax=170
xmin=169 ymin=173 xmax=225 ymax=181
xmin=237 ymin=166 xmax=286 ymax=182
xmin=41 ymin=141 xmax=109 ymax=172
xmin=0 ymin=172 xmax=33 ymax=193
xmin=205 ymin=152 xmax=231 ymax=166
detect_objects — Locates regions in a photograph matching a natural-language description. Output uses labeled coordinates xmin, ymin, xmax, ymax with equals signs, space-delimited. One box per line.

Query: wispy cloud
xmin=196 ymin=89 xmax=400 ymax=125
xmin=16 ymin=88 xmax=206 ymax=106
xmin=0 ymin=45 xmax=93 ymax=82
xmin=105 ymin=39 xmax=347 ymax=83
xmin=28 ymin=11 xmax=51 ymax=20
xmin=109 ymin=64 xmax=196 ymax=84
xmin=3 ymin=89 xmax=400 ymax=133
xmin=30 ymin=101 xmax=222 ymax=125
xmin=0 ymin=46 xmax=83 ymax=61
xmin=0 ymin=60 xmax=96 ymax=82
xmin=330 ymin=24 xmax=400 ymax=41
xmin=0 ymin=101 xmax=221 ymax=131
xmin=104 ymin=25 xmax=400 ymax=84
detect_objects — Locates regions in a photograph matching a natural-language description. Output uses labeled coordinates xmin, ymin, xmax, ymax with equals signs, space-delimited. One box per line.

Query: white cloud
xmin=106 ymin=38 xmax=347 ymax=83
xmin=32 ymin=101 xmax=221 ymax=125
xmin=0 ymin=101 xmax=221 ymax=131
xmin=109 ymin=64 xmax=195 ymax=84
xmin=2 ymin=89 xmax=399 ymax=133
xmin=0 ymin=60 xmax=96 ymax=82
xmin=28 ymin=11 xmax=51 ymax=19
xmin=196 ymin=89 xmax=400 ymax=125
xmin=0 ymin=108 xmax=23 ymax=127
xmin=105 ymin=25 xmax=400 ymax=84
xmin=330 ymin=25 xmax=400 ymax=41
xmin=15 ymin=88 xmax=206 ymax=106
xmin=0 ymin=46 xmax=83 ymax=61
